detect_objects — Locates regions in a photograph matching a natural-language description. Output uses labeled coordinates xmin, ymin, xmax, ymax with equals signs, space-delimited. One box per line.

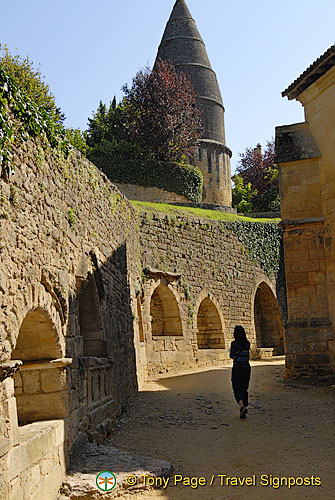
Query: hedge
xmin=87 ymin=139 xmax=203 ymax=202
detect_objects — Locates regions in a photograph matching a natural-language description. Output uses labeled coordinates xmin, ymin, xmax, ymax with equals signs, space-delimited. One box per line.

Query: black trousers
xmin=232 ymin=362 xmax=251 ymax=407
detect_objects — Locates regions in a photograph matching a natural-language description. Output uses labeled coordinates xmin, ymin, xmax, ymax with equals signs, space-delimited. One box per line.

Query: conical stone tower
xmin=155 ymin=0 xmax=232 ymax=206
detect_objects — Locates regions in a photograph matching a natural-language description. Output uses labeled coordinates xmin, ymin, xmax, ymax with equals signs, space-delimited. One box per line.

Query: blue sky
xmin=1 ymin=0 xmax=334 ymax=171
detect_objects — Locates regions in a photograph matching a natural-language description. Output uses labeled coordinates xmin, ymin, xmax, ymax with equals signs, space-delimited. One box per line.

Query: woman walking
xmin=230 ymin=325 xmax=251 ymax=419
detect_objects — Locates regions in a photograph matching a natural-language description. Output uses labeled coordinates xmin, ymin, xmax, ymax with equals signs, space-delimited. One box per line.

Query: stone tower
xmin=155 ymin=0 xmax=232 ymax=206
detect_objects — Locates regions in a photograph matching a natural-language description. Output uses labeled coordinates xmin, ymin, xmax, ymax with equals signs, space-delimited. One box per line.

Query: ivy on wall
xmin=221 ymin=220 xmax=283 ymax=277
xmin=0 ymin=68 xmax=69 ymax=173
xmin=88 ymin=139 xmax=203 ymax=202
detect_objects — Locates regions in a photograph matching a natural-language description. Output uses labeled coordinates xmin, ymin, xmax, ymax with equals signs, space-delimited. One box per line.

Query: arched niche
xmin=137 ymin=296 xmax=144 ymax=342
xmin=79 ymin=274 xmax=106 ymax=356
xmin=254 ymin=282 xmax=284 ymax=354
xmin=12 ymin=309 xmax=67 ymax=425
xmin=150 ymin=284 xmax=182 ymax=336
xmin=197 ymin=297 xmax=225 ymax=349
xmin=13 ymin=309 xmax=62 ymax=361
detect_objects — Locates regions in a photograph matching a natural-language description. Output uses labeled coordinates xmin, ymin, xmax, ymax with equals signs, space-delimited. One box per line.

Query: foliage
xmin=88 ymin=138 xmax=203 ymax=202
xmin=0 ymin=44 xmax=64 ymax=124
xmin=121 ymin=60 xmax=202 ymax=163
xmin=86 ymin=97 xmax=124 ymax=147
xmin=223 ymin=220 xmax=282 ymax=277
xmin=65 ymin=127 xmax=88 ymax=156
xmin=231 ymin=174 xmax=257 ymax=213
xmin=0 ymin=67 xmax=69 ymax=173
xmin=133 ymin=201 xmax=282 ymax=277
xmin=234 ymin=139 xmax=279 ymax=212
xmin=85 ymin=60 xmax=204 ymax=200
xmin=131 ymin=201 xmax=280 ymax=223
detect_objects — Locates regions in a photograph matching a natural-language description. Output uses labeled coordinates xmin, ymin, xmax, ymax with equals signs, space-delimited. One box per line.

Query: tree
xmin=0 ymin=44 xmax=64 ymax=124
xmin=231 ymin=174 xmax=257 ymax=213
xmin=121 ymin=59 xmax=202 ymax=163
xmin=234 ymin=139 xmax=279 ymax=212
xmin=86 ymin=97 xmax=124 ymax=147
xmin=65 ymin=127 xmax=88 ymax=155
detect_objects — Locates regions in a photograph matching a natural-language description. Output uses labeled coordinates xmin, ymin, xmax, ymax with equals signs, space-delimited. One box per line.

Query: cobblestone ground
xmin=109 ymin=358 xmax=335 ymax=500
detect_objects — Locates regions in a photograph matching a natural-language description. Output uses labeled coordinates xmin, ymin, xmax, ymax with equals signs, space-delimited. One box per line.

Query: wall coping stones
xmin=19 ymin=358 xmax=73 ymax=371
xmin=168 ymin=202 xmax=236 ymax=213
xmin=275 ymin=122 xmax=321 ymax=163
xmin=286 ymin=319 xmax=332 ymax=328
xmin=143 ymin=268 xmax=181 ymax=280
xmin=280 ymin=216 xmax=325 ymax=228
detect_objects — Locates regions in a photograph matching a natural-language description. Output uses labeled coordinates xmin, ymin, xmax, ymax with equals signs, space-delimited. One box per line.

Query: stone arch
xmin=194 ymin=291 xmax=225 ymax=349
xmin=12 ymin=308 xmax=67 ymax=425
xmin=150 ymin=284 xmax=182 ymax=336
xmin=7 ymin=283 xmax=65 ymax=358
xmin=253 ymin=281 xmax=284 ymax=354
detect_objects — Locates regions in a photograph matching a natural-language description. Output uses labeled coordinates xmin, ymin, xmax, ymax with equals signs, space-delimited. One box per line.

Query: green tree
xmin=231 ymin=174 xmax=257 ymax=213
xmin=65 ymin=128 xmax=88 ymax=155
xmin=86 ymin=97 xmax=124 ymax=147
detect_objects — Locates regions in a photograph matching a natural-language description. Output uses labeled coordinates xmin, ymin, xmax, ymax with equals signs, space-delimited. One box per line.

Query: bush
xmin=0 ymin=44 xmax=63 ymax=123
xmin=0 ymin=67 xmax=68 ymax=172
xmin=88 ymin=139 xmax=203 ymax=202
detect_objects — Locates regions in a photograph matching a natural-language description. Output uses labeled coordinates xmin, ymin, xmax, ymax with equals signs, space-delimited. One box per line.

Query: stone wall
xmin=136 ymin=211 xmax=285 ymax=379
xmin=0 ymin=133 xmax=286 ymax=498
xmin=113 ymin=182 xmax=189 ymax=204
xmin=276 ymin=60 xmax=335 ymax=376
xmin=0 ymin=137 xmax=141 ymax=499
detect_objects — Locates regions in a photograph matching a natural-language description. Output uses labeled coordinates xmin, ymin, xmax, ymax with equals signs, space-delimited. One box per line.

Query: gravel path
xmin=109 ymin=357 xmax=335 ymax=500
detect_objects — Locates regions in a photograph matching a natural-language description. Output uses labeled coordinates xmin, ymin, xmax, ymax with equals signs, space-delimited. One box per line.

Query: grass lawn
xmin=131 ymin=200 xmax=281 ymax=224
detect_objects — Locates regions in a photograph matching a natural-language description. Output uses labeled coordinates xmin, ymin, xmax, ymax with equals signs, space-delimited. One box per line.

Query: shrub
xmin=88 ymin=139 xmax=203 ymax=202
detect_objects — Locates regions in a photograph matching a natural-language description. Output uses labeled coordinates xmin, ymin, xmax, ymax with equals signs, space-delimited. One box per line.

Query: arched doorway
xmin=197 ymin=297 xmax=224 ymax=349
xmin=12 ymin=309 xmax=67 ymax=425
xmin=150 ymin=284 xmax=182 ymax=336
xmin=254 ymin=282 xmax=284 ymax=355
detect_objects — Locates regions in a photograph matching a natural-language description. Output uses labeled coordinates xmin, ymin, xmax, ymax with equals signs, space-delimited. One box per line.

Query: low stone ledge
xmin=19 ymin=358 xmax=73 ymax=371
xmin=168 ymin=202 xmax=236 ymax=213
xmin=7 ymin=420 xmax=64 ymax=481
xmin=251 ymin=348 xmax=274 ymax=360
xmin=59 ymin=440 xmax=173 ymax=499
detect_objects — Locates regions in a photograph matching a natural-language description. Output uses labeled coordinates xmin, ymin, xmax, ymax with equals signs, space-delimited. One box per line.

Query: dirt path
xmin=109 ymin=358 xmax=335 ymax=500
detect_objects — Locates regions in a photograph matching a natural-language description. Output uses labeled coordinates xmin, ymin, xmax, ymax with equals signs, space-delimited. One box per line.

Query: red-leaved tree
xmin=121 ymin=59 xmax=202 ymax=163
xmin=235 ymin=139 xmax=279 ymax=212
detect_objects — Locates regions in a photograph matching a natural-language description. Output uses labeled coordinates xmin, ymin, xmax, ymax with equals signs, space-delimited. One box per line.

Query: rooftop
xmin=282 ymin=45 xmax=335 ymax=100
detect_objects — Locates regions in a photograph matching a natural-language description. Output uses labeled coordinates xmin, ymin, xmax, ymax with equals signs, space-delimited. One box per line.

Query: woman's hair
xmin=234 ymin=325 xmax=247 ymax=344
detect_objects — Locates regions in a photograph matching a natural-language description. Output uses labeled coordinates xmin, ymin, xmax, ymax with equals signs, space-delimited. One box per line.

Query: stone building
xmin=116 ymin=0 xmax=233 ymax=208
xmin=275 ymin=45 xmax=335 ymax=376
xmin=155 ymin=0 xmax=232 ymax=207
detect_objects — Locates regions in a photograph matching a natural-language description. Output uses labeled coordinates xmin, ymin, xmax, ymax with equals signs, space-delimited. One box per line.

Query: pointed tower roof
xmin=155 ymin=0 xmax=226 ymax=145
xmin=168 ymin=0 xmax=192 ymax=19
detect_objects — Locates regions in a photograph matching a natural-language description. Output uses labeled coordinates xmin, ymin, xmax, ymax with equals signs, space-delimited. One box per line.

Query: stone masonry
xmin=0 ymin=134 xmax=285 ymax=499
xmin=275 ymin=45 xmax=335 ymax=376
xmin=0 ymin=137 xmax=141 ymax=499
xmin=135 ymin=212 xmax=286 ymax=381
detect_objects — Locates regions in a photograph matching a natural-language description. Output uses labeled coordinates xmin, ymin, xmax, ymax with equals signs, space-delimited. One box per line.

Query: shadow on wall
xmin=254 ymin=282 xmax=285 ymax=356
xmin=7 ymin=243 xmax=138 ymax=499
xmin=66 ymin=243 xmax=138 ymax=451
